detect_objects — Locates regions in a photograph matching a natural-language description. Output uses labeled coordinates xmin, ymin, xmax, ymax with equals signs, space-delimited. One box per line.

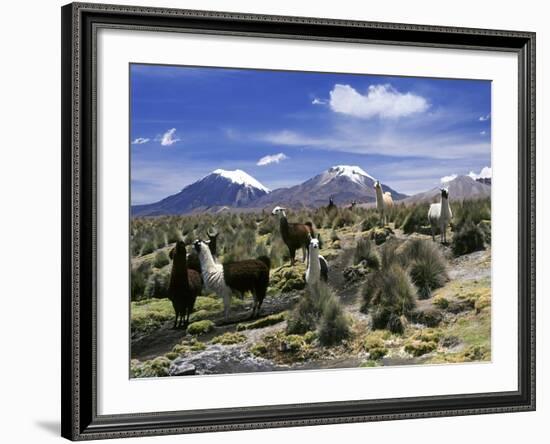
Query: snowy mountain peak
xmin=211 ymin=169 xmax=271 ymax=193
xmin=323 ymin=165 xmax=376 ymax=186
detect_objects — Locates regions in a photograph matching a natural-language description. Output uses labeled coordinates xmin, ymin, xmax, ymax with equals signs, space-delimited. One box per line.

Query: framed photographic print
xmin=61 ymin=2 xmax=536 ymax=440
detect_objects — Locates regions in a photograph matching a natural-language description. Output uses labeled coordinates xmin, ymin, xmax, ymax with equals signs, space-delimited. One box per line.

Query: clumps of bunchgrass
xmin=332 ymin=209 xmax=357 ymax=229
xmin=143 ymin=268 xmax=171 ymax=299
xmin=361 ymin=213 xmax=379 ymax=232
xmin=399 ymin=239 xmax=449 ymax=299
xmin=451 ymin=221 xmax=486 ymax=256
xmin=187 ymin=320 xmax=215 ymax=336
xmin=361 ymin=259 xmax=416 ymax=334
xmin=131 ymin=261 xmax=152 ymax=301
xmin=353 ymin=237 xmax=380 ymax=270
xmin=153 ymin=250 xmax=170 ymax=268
xmin=287 ymin=285 xmax=350 ymax=346
xmin=237 ymin=312 xmax=286 ymax=331
xmin=131 ymin=356 xmax=171 ymax=378
xmin=210 ymin=332 xmax=247 ymax=345
xmin=400 ymin=204 xmax=430 ymax=235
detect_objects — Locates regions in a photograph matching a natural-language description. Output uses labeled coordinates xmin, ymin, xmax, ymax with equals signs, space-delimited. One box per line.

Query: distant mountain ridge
xmin=132 ymin=169 xmax=270 ymax=216
xmin=246 ymin=165 xmax=406 ymax=209
xmin=131 ymin=167 xmax=490 ymax=217
xmin=403 ymin=175 xmax=491 ymax=205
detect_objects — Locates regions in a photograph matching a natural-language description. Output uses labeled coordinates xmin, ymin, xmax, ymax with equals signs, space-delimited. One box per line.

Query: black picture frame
xmin=61 ymin=2 xmax=536 ymax=440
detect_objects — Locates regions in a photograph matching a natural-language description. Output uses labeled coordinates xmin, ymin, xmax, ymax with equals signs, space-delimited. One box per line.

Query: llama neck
xmin=441 ymin=197 xmax=451 ymax=217
xmin=198 ymin=245 xmax=217 ymax=272
xmin=308 ymin=248 xmax=320 ymax=274
xmin=375 ymin=187 xmax=384 ymax=207
xmin=279 ymin=214 xmax=289 ymax=238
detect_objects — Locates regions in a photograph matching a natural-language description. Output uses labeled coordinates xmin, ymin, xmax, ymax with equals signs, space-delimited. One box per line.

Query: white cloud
xmin=131 ymin=137 xmax=150 ymax=145
xmin=257 ymin=153 xmax=289 ymax=166
xmin=329 ymin=84 xmax=429 ymax=119
xmin=440 ymin=174 xmax=458 ymax=183
xmin=479 ymin=113 xmax=491 ymax=121
xmin=480 ymin=130 xmax=487 ymax=135
xmin=468 ymin=166 xmax=492 ymax=180
xmin=158 ymin=128 xmax=181 ymax=146
xmin=257 ymin=128 xmax=490 ymax=160
xmin=312 ymin=97 xmax=327 ymax=105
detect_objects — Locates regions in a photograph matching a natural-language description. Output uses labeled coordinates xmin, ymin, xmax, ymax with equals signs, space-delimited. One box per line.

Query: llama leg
xmin=302 ymin=247 xmax=307 ymax=262
xmin=289 ymin=248 xmax=296 ymax=266
xmin=431 ymin=224 xmax=435 ymax=242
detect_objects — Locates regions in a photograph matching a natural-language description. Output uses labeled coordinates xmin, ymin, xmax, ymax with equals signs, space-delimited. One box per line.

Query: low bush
xmin=144 ymin=268 xmax=171 ymax=299
xmin=402 ymin=240 xmax=449 ymax=299
xmin=400 ymin=205 xmax=430 ymax=234
xmin=353 ymin=237 xmax=380 ymax=269
xmin=211 ymin=332 xmax=247 ymax=345
xmin=187 ymin=320 xmax=215 ymax=335
xmin=287 ymin=285 xmax=350 ymax=346
xmin=153 ymin=250 xmax=170 ymax=269
xmin=361 ymin=263 xmax=416 ymax=333
xmin=451 ymin=221 xmax=486 ymax=256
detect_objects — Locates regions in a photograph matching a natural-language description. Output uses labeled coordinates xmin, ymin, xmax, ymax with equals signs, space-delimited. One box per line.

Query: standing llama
xmin=428 ymin=188 xmax=453 ymax=244
xmin=374 ymin=180 xmax=394 ymax=226
xmin=168 ymin=240 xmax=202 ymax=329
xmin=305 ymin=235 xmax=329 ymax=291
xmin=193 ymin=240 xmax=270 ymax=321
xmin=272 ymin=206 xmax=315 ymax=266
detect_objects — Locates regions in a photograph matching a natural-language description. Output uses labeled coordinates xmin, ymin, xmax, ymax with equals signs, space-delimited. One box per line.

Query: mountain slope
xmin=403 ymin=175 xmax=491 ymax=205
xmin=132 ymin=169 xmax=270 ymax=216
xmin=247 ymin=165 xmax=406 ymax=209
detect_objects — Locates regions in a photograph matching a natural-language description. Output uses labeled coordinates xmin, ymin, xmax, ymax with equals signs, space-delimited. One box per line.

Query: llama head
xmin=174 ymin=240 xmax=187 ymax=256
xmin=272 ymin=206 xmax=287 ymax=217
xmin=440 ymin=188 xmax=449 ymax=199
xmin=329 ymin=197 xmax=334 ymax=205
xmin=207 ymin=227 xmax=219 ymax=240
xmin=193 ymin=239 xmax=210 ymax=254
xmin=309 ymin=237 xmax=320 ymax=250
xmin=374 ymin=180 xmax=381 ymax=190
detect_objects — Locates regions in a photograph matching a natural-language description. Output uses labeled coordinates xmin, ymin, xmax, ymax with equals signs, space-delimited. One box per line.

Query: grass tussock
xmin=361 ymin=263 xmax=416 ymax=333
xmin=399 ymin=239 xmax=449 ymax=299
xmin=287 ymin=285 xmax=350 ymax=346
xmin=353 ymin=237 xmax=380 ymax=269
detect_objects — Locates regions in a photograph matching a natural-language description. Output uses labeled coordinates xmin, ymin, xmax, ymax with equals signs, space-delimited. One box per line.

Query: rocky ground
xmin=130 ymin=224 xmax=491 ymax=378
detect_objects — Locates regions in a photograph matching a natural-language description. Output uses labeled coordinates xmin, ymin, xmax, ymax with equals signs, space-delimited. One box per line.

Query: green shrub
xmin=361 ymin=264 xmax=416 ymax=333
xmin=361 ymin=214 xmax=379 ymax=231
xmin=211 ymin=332 xmax=247 ymax=345
xmin=354 ymin=237 xmax=380 ymax=269
xmin=131 ymin=261 xmax=152 ymax=301
xmin=318 ymin=293 xmax=350 ymax=346
xmin=332 ymin=209 xmax=357 ymax=229
xmin=286 ymin=292 xmax=319 ymax=334
xmin=401 ymin=205 xmax=430 ymax=234
xmin=401 ymin=240 xmax=449 ymax=299
xmin=237 ymin=312 xmax=286 ymax=330
xmin=153 ymin=250 xmax=170 ymax=269
xmin=144 ymin=268 xmax=171 ymax=299
xmin=451 ymin=221 xmax=486 ymax=256
xmin=187 ymin=320 xmax=215 ymax=335
xmin=287 ymin=285 xmax=350 ymax=346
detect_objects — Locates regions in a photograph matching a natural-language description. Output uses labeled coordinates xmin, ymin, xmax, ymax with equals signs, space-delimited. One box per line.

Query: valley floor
xmin=130 ymin=224 xmax=491 ymax=378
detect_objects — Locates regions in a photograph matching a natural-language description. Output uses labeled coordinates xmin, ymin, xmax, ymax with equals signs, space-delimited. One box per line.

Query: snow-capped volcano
xmin=212 ymin=169 xmax=270 ymax=193
xmin=247 ymin=165 xmax=406 ymax=209
xmin=319 ymin=165 xmax=377 ymax=186
xmin=132 ymin=169 xmax=270 ymax=216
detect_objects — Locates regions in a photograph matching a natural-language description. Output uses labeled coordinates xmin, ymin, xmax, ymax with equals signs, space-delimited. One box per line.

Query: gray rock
xmin=169 ymin=344 xmax=277 ymax=376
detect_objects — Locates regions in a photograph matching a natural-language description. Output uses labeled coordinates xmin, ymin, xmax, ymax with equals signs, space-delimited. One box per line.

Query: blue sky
xmin=130 ymin=64 xmax=491 ymax=205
